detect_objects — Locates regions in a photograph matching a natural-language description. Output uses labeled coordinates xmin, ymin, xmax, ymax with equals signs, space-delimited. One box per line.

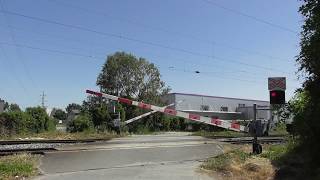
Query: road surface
xmin=37 ymin=132 xmax=226 ymax=180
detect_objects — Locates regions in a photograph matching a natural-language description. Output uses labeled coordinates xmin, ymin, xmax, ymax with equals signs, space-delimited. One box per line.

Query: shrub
xmin=0 ymin=111 xmax=31 ymax=136
xmin=26 ymin=107 xmax=56 ymax=133
xmin=67 ymin=115 xmax=93 ymax=133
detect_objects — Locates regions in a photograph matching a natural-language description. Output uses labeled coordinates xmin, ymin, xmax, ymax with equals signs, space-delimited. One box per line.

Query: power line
xmin=49 ymin=0 xmax=291 ymax=62
xmin=0 ymin=40 xmax=297 ymax=88
xmin=0 ymin=10 xmax=293 ymax=74
xmin=0 ymin=42 xmax=104 ymax=59
xmin=0 ymin=24 xmax=293 ymax=78
xmin=167 ymin=66 xmax=265 ymax=84
xmin=1 ymin=39 xmax=293 ymax=84
xmin=201 ymin=0 xmax=299 ymax=34
xmin=167 ymin=66 xmax=297 ymax=84
xmin=0 ymin=0 xmax=38 ymax=88
xmin=0 ymin=44 xmax=29 ymax=94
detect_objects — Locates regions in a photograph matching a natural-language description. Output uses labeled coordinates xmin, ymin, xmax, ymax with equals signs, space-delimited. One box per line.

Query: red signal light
xmin=270 ymin=90 xmax=285 ymax=104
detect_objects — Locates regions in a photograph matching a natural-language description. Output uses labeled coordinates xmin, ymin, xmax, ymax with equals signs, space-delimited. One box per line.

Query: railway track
xmin=0 ymin=136 xmax=285 ymax=156
xmin=0 ymin=139 xmax=109 ymax=156
xmin=217 ymin=137 xmax=286 ymax=144
xmin=0 ymin=139 xmax=110 ymax=145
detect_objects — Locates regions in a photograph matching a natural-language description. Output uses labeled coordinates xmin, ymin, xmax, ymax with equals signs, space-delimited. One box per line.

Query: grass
xmin=0 ymin=131 xmax=124 ymax=141
xmin=201 ymin=145 xmax=283 ymax=179
xmin=192 ymin=130 xmax=248 ymax=138
xmin=269 ymin=122 xmax=289 ymax=136
xmin=201 ymin=138 xmax=305 ymax=180
xmin=201 ymin=149 xmax=250 ymax=172
xmin=0 ymin=154 xmax=40 ymax=180
xmin=259 ymin=144 xmax=288 ymax=161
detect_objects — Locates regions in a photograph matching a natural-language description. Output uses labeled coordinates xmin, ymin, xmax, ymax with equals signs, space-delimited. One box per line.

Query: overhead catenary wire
xmin=0 ymin=10 xmax=293 ymax=74
xmin=167 ymin=66 xmax=299 ymax=89
xmin=0 ymin=40 xmax=296 ymax=87
xmin=0 ymin=0 xmax=38 ymax=88
xmin=0 ymin=24 xmax=295 ymax=81
xmin=49 ymin=0 xmax=293 ymax=63
xmin=0 ymin=42 xmax=104 ymax=60
xmin=201 ymin=0 xmax=299 ymax=35
xmin=0 ymin=44 xmax=29 ymax=95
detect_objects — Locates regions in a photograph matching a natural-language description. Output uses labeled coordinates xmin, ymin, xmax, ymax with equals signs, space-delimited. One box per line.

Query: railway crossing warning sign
xmin=268 ymin=77 xmax=286 ymax=91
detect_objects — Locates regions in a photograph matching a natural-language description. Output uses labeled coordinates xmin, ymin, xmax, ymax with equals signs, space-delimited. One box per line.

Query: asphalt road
xmin=37 ymin=132 xmax=225 ymax=180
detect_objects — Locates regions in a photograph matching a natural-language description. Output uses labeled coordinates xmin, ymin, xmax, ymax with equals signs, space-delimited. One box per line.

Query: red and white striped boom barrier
xmin=86 ymin=90 xmax=248 ymax=132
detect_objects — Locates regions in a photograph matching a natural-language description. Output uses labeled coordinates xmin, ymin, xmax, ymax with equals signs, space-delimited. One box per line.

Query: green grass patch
xmin=0 ymin=154 xmax=39 ymax=179
xmin=269 ymin=122 xmax=289 ymax=136
xmin=259 ymin=144 xmax=288 ymax=161
xmin=201 ymin=149 xmax=250 ymax=171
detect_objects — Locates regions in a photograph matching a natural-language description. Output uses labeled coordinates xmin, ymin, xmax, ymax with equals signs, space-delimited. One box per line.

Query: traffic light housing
xmin=270 ymin=90 xmax=285 ymax=104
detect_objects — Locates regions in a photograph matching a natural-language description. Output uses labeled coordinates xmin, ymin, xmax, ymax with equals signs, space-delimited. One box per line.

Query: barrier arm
xmin=86 ymin=90 xmax=248 ymax=132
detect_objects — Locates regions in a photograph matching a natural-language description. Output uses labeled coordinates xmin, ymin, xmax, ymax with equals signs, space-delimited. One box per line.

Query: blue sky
xmin=0 ymin=0 xmax=303 ymax=109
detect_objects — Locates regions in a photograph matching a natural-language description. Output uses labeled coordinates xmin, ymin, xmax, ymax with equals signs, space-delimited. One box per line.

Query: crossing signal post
xmin=268 ymin=77 xmax=286 ymax=104
xmin=250 ymin=77 xmax=287 ymax=154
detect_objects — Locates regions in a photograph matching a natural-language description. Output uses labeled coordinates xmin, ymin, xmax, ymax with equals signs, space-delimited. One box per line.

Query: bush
xmin=67 ymin=115 xmax=93 ymax=133
xmin=0 ymin=111 xmax=31 ymax=136
xmin=26 ymin=107 xmax=56 ymax=133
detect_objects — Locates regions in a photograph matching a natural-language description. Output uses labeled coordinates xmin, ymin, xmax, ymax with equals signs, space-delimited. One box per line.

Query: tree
xmin=26 ymin=107 xmax=56 ymax=133
xmin=97 ymin=52 xmax=170 ymax=104
xmin=66 ymin=103 xmax=82 ymax=114
xmin=296 ymin=0 xmax=320 ymax=144
xmin=67 ymin=114 xmax=93 ymax=133
xmin=90 ymin=103 xmax=111 ymax=130
xmin=96 ymin=52 xmax=170 ymax=130
xmin=52 ymin=108 xmax=67 ymax=120
xmin=7 ymin=103 xmax=21 ymax=112
xmin=0 ymin=111 xmax=30 ymax=136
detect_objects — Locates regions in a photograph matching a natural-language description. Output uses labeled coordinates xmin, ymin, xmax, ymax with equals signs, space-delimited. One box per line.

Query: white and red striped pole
xmin=86 ymin=90 xmax=248 ymax=132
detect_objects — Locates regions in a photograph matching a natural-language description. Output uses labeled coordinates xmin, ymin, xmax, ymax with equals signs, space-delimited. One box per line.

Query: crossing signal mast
xmin=268 ymin=77 xmax=286 ymax=104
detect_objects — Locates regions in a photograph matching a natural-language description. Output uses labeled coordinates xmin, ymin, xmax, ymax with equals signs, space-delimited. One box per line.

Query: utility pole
xmin=252 ymin=104 xmax=262 ymax=154
xmin=41 ymin=91 xmax=46 ymax=109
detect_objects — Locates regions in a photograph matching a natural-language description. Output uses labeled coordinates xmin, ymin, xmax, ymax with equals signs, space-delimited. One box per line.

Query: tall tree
xmin=96 ymin=52 xmax=170 ymax=130
xmin=97 ymin=52 xmax=170 ymax=104
xmin=66 ymin=103 xmax=82 ymax=114
xmin=52 ymin=108 xmax=67 ymax=120
xmin=295 ymin=0 xmax=320 ymax=154
xmin=8 ymin=104 xmax=21 ymax=112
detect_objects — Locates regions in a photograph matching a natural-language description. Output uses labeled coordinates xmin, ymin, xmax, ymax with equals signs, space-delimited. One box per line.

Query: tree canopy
xmin=293 ymin=0 xmax=320 ymax=159
xmin=52 ymin=108 xmax=67 ymax=120
xmin=66 ymin=103 xmax=82 ymax=114
xmin=97 ymin=52 xmax=170 ymax=104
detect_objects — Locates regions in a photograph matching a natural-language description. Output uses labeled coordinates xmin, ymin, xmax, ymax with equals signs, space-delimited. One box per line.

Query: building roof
xmin=168 ymin=92 xmax=269 ymax=103
xmin=182 ymin=110 xmax=242 ymax=114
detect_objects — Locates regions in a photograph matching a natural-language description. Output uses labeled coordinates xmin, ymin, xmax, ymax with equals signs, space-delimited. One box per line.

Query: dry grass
xmin=2 ymin=131 xmax=123 ymax=141
xmin=0 ymin=154 xmax=40 ymax=180
xmin=201 ymin=145 xmax=276 ymax=180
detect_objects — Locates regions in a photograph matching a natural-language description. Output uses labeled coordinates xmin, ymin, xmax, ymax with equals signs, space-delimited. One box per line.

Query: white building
xmin=162 ymin=93 xmax=270 ymax=120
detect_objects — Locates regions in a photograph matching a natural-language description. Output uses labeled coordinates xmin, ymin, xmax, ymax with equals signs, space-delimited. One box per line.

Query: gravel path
xmin=0 ymin=143 xmax=64 ymax=151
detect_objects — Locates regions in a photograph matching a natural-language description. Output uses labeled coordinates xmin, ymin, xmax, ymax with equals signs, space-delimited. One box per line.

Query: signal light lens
xmin=270 ymin=90 xmax=285 ymax=104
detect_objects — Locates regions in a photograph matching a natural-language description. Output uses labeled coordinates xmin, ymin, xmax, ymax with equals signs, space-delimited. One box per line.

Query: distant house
xmin=66 ymin=109 xmax=81 ymax=122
